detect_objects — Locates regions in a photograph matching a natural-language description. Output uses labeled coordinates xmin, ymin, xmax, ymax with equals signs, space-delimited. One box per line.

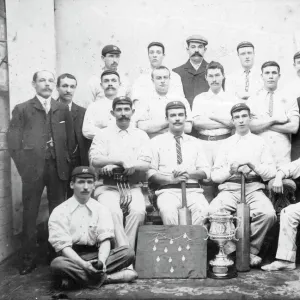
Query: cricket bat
xmin=236 ymin=173 xmax=250 ymax=272
xmin=178 ymin=181 xmax=192 ymax=225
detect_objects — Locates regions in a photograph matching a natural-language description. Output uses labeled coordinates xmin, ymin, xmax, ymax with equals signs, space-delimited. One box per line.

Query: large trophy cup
xmin=205 ymin=207 xmax=239 ymax=279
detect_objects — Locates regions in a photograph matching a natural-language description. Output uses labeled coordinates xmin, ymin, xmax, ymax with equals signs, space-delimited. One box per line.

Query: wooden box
xmin=135 ymin=225 xmax=207 ymax=278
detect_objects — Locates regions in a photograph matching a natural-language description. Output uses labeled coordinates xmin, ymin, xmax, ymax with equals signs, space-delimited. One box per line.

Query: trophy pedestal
xmin=208 ymin=265 xmax=237 ymax=279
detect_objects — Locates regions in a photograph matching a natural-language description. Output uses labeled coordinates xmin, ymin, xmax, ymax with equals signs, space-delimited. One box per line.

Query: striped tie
xmin=174 ymin=136 xmax=183 ymax=165
xmin=268 ymin=92 xmax=274 ymax=117
xmin=245 ymin=70 xmax=250 ymax=92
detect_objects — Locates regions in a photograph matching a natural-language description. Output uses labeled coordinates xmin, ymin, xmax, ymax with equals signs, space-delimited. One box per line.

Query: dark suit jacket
xmin=70 ymin=102 xmax=91 ymax=166
xmin=7 ymin=97 xmax=74 ymax=182
xmin=173 ymin=59 xmax=209 ymax=108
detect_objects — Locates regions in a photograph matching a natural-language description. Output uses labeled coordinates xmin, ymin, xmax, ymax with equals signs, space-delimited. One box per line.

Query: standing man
xmin=226 ymin=41 xmax=262 ymax=101
xmin=248 ymin=61 xmax=299 ymax=169
xmin=49 ymin=166 xmax=137 ymax=289
xmin=89 ymin=97 xmax=151 ymax=250
xmin=148 ymin=101 xmax=210 ymax=225
xmin=7 ymin=70 xmax=74 ymax=275
xmin=87 ymin=44 xmax=131 ymax=103
xmin=136 ymin=66 xmax=192 ymax=139
xmin=56 ymin=73 xmax=91 ymax=197
xmin=83 ymin=70 xmax=121 ymax=140
xmin=209 ymin=103 xmax=277 ymax=267
xmin=173 ymin=35 xmax=209 ymax=108
xmin=192 ymin=61 xmax=236 ymax=201
xmin=131 ymin=42 xmax=184 ymax=101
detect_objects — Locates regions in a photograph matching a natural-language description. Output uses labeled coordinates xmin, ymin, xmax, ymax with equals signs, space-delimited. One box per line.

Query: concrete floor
xmin=1 ymin=251 xmax=300 ymax=300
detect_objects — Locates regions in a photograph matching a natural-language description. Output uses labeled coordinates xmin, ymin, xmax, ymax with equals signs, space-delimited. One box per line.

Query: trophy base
xmin=207 ymin=264 xmax=237 ymax=279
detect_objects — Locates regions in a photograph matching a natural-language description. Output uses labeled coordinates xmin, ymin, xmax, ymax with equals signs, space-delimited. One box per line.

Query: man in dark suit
xmin=56 ymin=73 xmax=91 ymax=197
xmin=173 ymin=35 xmax=209 ymax=108
xmin=7 ymin=70 xmax=75 ymax=275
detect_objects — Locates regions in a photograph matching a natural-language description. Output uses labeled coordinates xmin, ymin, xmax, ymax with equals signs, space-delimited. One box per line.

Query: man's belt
xmin=198 ymin=133 xmax=231 ymax=141
xmin=225 ymin=176 xmax=262 ymax=184
xmin=158 ymin=183 xmax=200 ymax=190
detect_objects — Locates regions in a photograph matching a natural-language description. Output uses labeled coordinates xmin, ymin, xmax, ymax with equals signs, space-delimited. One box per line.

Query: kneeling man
xmin=148 ymin=101 xmax=210 ymax=224
xmin=49 ymin=166 xmax=136 ymax=289
xmin=262 ymin=160 xmax=300 ymax=271
xmin=209 ymin=103 xmax=277 ymax=267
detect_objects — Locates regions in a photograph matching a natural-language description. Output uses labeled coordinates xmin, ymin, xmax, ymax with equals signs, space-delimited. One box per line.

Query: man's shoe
xmin=105 ymin=269 xmax=138 ymax=284
xmin=261 ymin=260 xmax=296 ymax=271
xmin=250 ymin=254 xmax=262 ymax=267
xmin=19 ymin=262 xmax=36 ymax=275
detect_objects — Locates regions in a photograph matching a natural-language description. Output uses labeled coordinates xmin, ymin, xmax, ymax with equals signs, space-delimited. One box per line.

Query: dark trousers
xmin=50 ymin=245 xmax=135 ymax=287
xmin=66 ymin=154 xmax=81 ymax=198
xmin=21 ymin=157 xmax=67 ymax=259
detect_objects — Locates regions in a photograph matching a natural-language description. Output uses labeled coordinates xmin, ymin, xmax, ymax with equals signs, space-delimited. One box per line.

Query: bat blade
xmin=178 ymin=207 xmax=192 ymax=225
xmin=236 ymin=202 xmax=250 ymax=272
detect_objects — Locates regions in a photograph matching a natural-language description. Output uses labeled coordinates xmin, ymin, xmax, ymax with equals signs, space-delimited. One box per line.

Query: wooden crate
xmin=136 ymin=225 xmax=207 ymax=278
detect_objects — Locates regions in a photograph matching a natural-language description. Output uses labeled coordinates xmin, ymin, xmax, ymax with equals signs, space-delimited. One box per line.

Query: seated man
xmin=89 ymin=96 xmax=151 ymax=250
xmin=209 ymin=103 xmax=277 ymax=267
xmin=148 ymin=101 xmax=210 ymax=225
xmin=49 ymin=166 xmax=136 ymax=289
xmin=262 ymin=159 xmax=300 ymax=271
xmin=136 ymin=66 xmax=192 ymax=139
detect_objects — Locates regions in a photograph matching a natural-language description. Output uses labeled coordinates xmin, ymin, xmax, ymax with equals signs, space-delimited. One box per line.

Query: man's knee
xmin=50 ymin=256 xmax=66 ymax=273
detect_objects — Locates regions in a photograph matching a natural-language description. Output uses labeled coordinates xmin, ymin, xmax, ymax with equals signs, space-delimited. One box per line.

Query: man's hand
xmin=230 ymin=161 xmax=241 ymax=175
xmin=238 ymin=165 xmax=252 ymax=177
xmin=102 ymin=164 xmax=119 ymax=177
xmin=171 ymin=171 xmax=189 ymax=183
xmin=272 ymin=172 xmax=285 ymax=194
xmin=82 ymin=259 xmax=100 ymax=275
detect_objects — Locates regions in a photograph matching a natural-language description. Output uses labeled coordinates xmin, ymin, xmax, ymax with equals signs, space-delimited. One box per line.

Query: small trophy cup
xmin=205 ymin=207 xmax=239 ymax=279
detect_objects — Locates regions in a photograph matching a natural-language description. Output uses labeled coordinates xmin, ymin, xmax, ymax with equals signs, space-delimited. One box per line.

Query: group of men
xmin=6 ymin=33 xmax=300 ymax=289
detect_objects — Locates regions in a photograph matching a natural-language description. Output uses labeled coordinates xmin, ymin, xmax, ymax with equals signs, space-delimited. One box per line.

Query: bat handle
xmin=241 ymin=173 xmax=246 ymax=204
xmin=181 ymin=181 xmax=187 ymax=208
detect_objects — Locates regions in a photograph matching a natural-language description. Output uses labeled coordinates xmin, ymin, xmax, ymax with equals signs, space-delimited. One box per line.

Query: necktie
xmin=174 ymin=136 xmax=183 ymax=165
xmin=268 ymin=92 xmax=274 ymax=117
xmin=245 ymin=70 xmax=250 ymax=92
xmin=43 ymin=99 xmax=49 ymax=113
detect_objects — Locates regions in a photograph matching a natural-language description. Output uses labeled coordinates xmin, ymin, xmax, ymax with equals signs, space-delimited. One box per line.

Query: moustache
xmin=192 ymin=52 xmax=202 ymax=57
xmin=119 ymin=116 xmax=130 ymax=121
xmin=105 ymin=86 xmax=116 ymax=91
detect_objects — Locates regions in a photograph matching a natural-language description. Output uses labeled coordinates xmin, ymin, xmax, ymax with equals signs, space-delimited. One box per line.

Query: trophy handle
xmin=202 ymin=224 xmax=209 ymax=240
xmin=232 ymin=216 xmax=241 ymax=241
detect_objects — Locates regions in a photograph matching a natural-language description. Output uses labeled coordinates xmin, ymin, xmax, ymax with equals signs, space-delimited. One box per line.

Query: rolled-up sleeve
xmin=96 ymin=206 xmax=115 ymax=244
xmin=48 ymin=208 xmax=72 ymax=253
xmin=254 ymin=141 xmax=276 ymax=181
xmin=211 ymin=144 xmax=231 ymax=183
xmin=279 ymin=158 xmax=300 ymax=179
xmin=82 ymin=102 xmax=102 ymax=140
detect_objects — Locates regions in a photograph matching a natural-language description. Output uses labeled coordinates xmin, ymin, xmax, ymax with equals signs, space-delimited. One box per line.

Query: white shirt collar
xmin=234 ymin=130 xmax=252 ymax=140
xmin=69 ymin=196 xmax=94 ymax=214
xmin=166 ymin=130 xmax=188 ymax=141
xmin=36 ymin=94 xmax=51 ymax=105
xmin=207 ymin=88 xmax=225 ymax=97
xmin=190 ymin=59 xmax=202 ymax=70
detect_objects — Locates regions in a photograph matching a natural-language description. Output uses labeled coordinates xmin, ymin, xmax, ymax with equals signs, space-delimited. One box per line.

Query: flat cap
xmin=230 ymin=103 xmax=251 ymax=116
xmin=165 ymin=100 xmax=186 ymax=112
xmin=186 ymin=35 xmax=208 ymax=46
xmin=101 ymin=70 xmax=120 ymax=80
xmin=112 ymin=96 xmax=133 ymax=108
xmin=72 ymin=166 xmax=96 ymax=179
xmin=294 ymin=51 xmax=300 ymax=61
xmin=237 ymin=41 xmax=254 ymax=52
xmin=102 ymin=44 xmax=121 ymax=56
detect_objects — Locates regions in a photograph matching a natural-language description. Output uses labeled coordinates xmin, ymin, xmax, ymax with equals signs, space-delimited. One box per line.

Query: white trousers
xmin=95 ymin=185 xmax=145 ymax=250
xmin=276 ymin=202 xmax=300 ymax=262
xmin=156 ymin=188 xmax=209 ymax=225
